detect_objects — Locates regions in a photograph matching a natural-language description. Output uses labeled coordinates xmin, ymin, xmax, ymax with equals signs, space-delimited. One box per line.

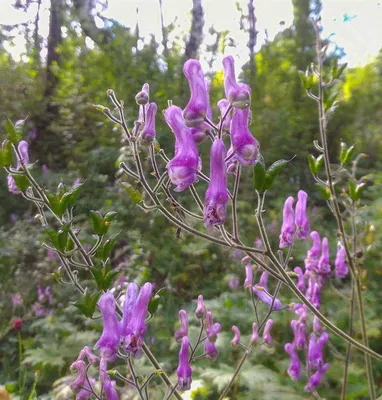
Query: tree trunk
xmin=184 ymin=0 xmax=204 ymax=61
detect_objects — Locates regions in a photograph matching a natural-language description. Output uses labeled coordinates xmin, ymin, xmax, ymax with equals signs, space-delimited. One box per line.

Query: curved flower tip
xmin=177 ymin=336 xmax=192 ymax=391
xmin=95 ymin=293 xmax=120 ymax=362
xmin=279 ymin=196 xmax=295 ymax=249
xmin=183 ymin=59 xmax=208 ymax=127
xmin=230 ymin=109 xmax=259 ymax=166
xmin=175 ymin=310 xmax=189 ymax=341
xmin=263 ymin=319 xmax=274 ymax=344
xmin=165 ymin=105 xmax=200 ymax=192
xmin=140 ymin=102 xmax=157 ymax=144
xmin=120 ymin=282 xmax=139 ymax=336
xmin=305 ymin=363 xmax=329 ymax=392
xmin=222 ymin=56 xmax=251 ymax=109
xmin=76 ymin=378 xmax=95 ymax=400
xmin=251 ymin=322 xmax=258 ymax=344
xmin=195 ymin=294 xmax=207 ymax=319
xmin=291 ymin=320 xmax=306 ymax=350
xmin=204 ymin=338 xmax=219 ymax=360
xmin=294 ymin=266 xmax=306 ymax=292
xmin=335 ymin=244 xmax=349 ymax=278
xmin=284 ymin=343 xmax=301 ymax=381
xmin=252 ymin=285 xmax=281 ymax=310
xmin=70 ymin=360 xmax=87 ymax=393
xmin=204 ymin=139 xmax=229 ymax=227
xmin=318 ymin=237 xmax=331 ymax=276
xmin=308 ymin=332 xmax=329 ymax=370
xmin=295 ymin=190 xmax=310 ymax=239
xmin=243 ymin=264 xmax=253 ymax=288
xmin=206 ymin=311 xmax=221 ymax=343
xmin=77 ymin=346 xmax=100 ymax=366
xmin=231 ymin=325 xmax=241 ymax=348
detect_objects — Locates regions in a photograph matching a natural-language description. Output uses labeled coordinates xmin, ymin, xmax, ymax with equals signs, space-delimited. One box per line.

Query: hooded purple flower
xmin=279 ymin=196 xmax=295 ymax=248
xmin=120 ymin=282 xmax=139 ymax=336
xmin=95 ymin=293 xmax=120 ymax=362
xmin=175 ymin=310 xmax=189 ymax=341
xmin=123 ymin=282 xmax=152 ymax=358
xmin=335 ymin=244 xmax=349 ymax=278
xmin=206 ymin=311 xmax=221 ymax=343
xmin=7 ymin=175 xmax=20 ymax=194
xmin=76 ymin=378 xmax=95 ymax=400
xmin=183 ymin=59 xmax=208 ymax=127
xmin=284 ymin=343 xmax=301 ymax=381
xmin=263 ymin=319 xmax=274 ymax=344
xmin=70 ymin=360 xmax=87 ymax=393
xmin=252 ymin=272 xmax=281 ymax=310
xmin=195 ymin=294 xmax=207 ymax=319
xmin=140 ymin=103 xmax=157 ymax=144
xmin=222 ymin=56 xmax=251 ymax=109
xmin=17 ymin=140 xmax=30 ymax=166
xmin=229 ymin=109 xmax=259 ymax=166
xmin=177 ymin=336 xmax=192 ymax=391
xmin=291 ymin=320 xmax=306 ymax=350
xmin=295 ymin=190 xmax=310 ymax=239
xmin=243 ymin=264 xmax=253 ymax=288
xmin=251 ymin=322 xmax=258 ymax=344
xmin=294 ymin=267 xmax=306 ymax=292
xmin=217 ymin=99 xmax=232 ymax=131
xmin=100 ymin=358 xmax=108 ymax=384
xmin=318 ymin=237 xmax=331 ymax=276
xmin=305 ymin=363 xmax=329 ymax=392
xmin=313 ymin=315 xmax=322 ymax=333
xmin=204 ymin=139 xmax=229 ymax=227
xmin=308 ymin=332 xmax=329 ymax=370
xmin=204 ymin=338 xmax=219 ymax=360
xmin=103 ymin=377 xmax=119 ymax=400
xmin=305 ymin=231 xmax=321 ymax=272
xmin=165 ymin=106 xmax=200 ymax=192
xmin=231 ymin=326 xmax=241 ymax=348
xmin=77 ymin=346 xmax=100 ymax=366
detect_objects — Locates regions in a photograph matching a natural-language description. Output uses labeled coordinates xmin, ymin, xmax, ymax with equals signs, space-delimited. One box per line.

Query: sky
xmin=1 ymin=0 xmax=382 ymax=68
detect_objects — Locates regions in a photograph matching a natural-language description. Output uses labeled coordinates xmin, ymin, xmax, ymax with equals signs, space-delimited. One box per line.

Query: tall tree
xmin=184 ymin=0 xmax=204 ymax=60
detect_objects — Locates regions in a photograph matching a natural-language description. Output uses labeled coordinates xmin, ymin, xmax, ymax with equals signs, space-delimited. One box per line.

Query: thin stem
xmin=128 ymin=357 xmax=147 ymax=400
xmin=231 ymin=164 xmax=241 ymax=242
xmin=18 ymin=331 xmax=23 ymax=395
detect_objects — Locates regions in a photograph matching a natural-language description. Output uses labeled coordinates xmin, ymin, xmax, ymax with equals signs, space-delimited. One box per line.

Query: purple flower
xmin=100 ymin=358 xmax=108 ymax=384
xmin=313 ymin=315 xmax=322 ymax=333
xmin=305 ymin=231 xmax=321 ymax=272
xmin=312 ymin=282 xmax=321 ymax=308
xmin=135 ymin=83 xmax=149 ymax=105
xmin=17 ymin=140 xmax=30 ymax=166
xmin=195 ymin=295 xmax=207 ymax=319
xmin=76 ymin=379 xmax=95 ymax=400
xmin=263 ymin=319 xmax=274 ymax=344
xmin=165 ymin=106 xmax=200 ymax=192
xmin=229 ymin=109 xmax=259 ymax=166
xmin=77 ymin=346 xmax=100 ymax=366
xmin=222 ymin=56 xmax=251 ymax=109
xmin=231 ymin=326 xmax=241 ymax=348
xmin=140 ymin=103 xmax=157 ymax=144
xmin=95 ymin=293 xmax=120 ymax=362
xmin=294 ymin=267 xmax=306 ymax=292
xmin=11 ymin=293 xmax=23 ymax=306
xmin=291 ymin=320 xmax=306 ymax=350
xmin=305 ymin=363 xmax=329 ymax=392
xmin=251 ymin=322 xmax=258 ymax=344
xmin=241 ymin=255 xmax=251 ymax=265
xmin=123 ymin=282 xmax=152 ymax=358
xmin=252 ymin=272 xmax=281 ymax=310
xmin=7 ymin=175 xmax=20 ymax=194
xmin=318 ymin=237 xmax=331 ymax=276
xmin=217 ymin=99 xmax=232 ymax=131
xmin=279 ymin=196 xmax=295 ymax=248
xmin=120 ymin=282 xmax=139 ymax=336
xmin=295 ymin=190 xmax=310 ymax=239
xmin=204 ymin=338 xmax=219 ymax=360
xmin=204 ymin=139 xmax=229 ymax=227
xmin=290 ymin=303 xmax=308 ymax=323
xmin=284 ymin=343 xmax=301 ymax=381
xmin=42 ymin=164 xmax=49 ymax=174
xmin=175 ymin=310 xmax=189 ymax=341
xmin=206 ymin=311 xmax=221 ymax=343
xmin=183 ymin=59 xmax=208 ymax=127
xmin=308 ymin=332 xmax=329 ymax=370
xmin=103 ymin=377 xmax=119 ymax=400
xmin=177 ymin=336 xmax=192 ymax=391
xmin=335 ymin=244 xmax=349 ymax=278
xmin=228 ymin=276 xmax=240 ymax=290
xmin=70 ymin=360 xmax=87 ymax=393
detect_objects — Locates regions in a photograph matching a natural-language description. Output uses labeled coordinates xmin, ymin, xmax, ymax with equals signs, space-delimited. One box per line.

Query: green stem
xmin=18 ymin=331 xmax=23 ymax=396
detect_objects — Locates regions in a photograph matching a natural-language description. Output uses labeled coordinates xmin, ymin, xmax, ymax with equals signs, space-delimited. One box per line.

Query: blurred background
xmin=0 ymin=0 xmax=381 ymax=399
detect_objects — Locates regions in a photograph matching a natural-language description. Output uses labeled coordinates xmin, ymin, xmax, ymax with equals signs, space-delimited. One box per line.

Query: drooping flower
xmin=318 ymin=237 xmax=331 ymax=276
xmin=279 ymin=196 xmax=295 ymax=248
xmin=222 ymin=56 xmax=251 ymax=109
xmin=76 ymin=378 xmax=95 ymax=400
xmin=313 ymin=315 xmax=322 ymax=333
xmin=204 ymin=338 xmax=219 ymax=360
xmin=183 ymin=59 xmax=208 ymax=127
xmin=294 ymin=267 xmax=306 ymax=292
xmin=263 ymin=319 xmax=274 ymax=344
xmin=308 ymin=332 xmax=329 ymax=370
xmin=252 ymin=272 xmax=281 ymax=310
xmin=103 ymin=377 xmax=119 ymax=400
xmin=206 ymin=311 xmax=221 ymax=343
xmin=165 ymin=106 xmax=200 ymax=192
xmin=140 ymin=103 xmax=157 ymax=144
xmin=231 ymin=326 xmax=241 ymax=348
xmin=284 ymin=343 xmax=301 ymax=381
xmin=77 ymin=346 xmax=100 ymax=366
xmin=177 ymin=336 xmax=192 ymax=391
xmin=70 ymin=360 xmax=87 ymax=393
xmin=251 ymin=322 xmax=258 ymax=344
xmin=175 ymin=310 xmax=189 ymax=341
xmin=305 ymin=363 xmax=329 ymax=392
xmin=123 ymin=283 xmax=153 ymax=359
xmin=305 ymin=231 xmax=321 ymax=272
xmin=229 ymin=109 xmax=259 ymax=166
xmin=120 ymin=282 xmax=139 ymax=336
xmin=243 ymin=264 xmax=253 ymax=288
xmin=291 ymin=320 xmax=306 ymax=350
xmin=228 ymin=276 xmax=240 ymax=290
xmin=195 ymin=294 xmax=207 ymax=319
xmin=204 ymin=139 xmax=229 ymax=227
xmin=334 ymin=244 xmax=349 ymax=278
xmin=95 ymin=293 xmax=120 ymax=362
xmin=295 ymin=190 xmax=310 ymax=239
xmin=217 ymin=99 xmax=232 ymax=131
xmin=7 ymin=175 xmax=20 ymax=194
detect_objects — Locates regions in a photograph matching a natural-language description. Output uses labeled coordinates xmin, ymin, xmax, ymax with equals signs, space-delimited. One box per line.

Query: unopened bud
xmin=195 ymin=295 xmax=206 ymax=319
xmin=241 ymin=255 xmax=251 ymax=265
xmin=135 ymin=91 xmax=149 ymax=105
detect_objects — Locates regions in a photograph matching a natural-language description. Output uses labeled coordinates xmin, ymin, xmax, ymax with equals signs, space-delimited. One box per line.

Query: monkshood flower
xmin=76 ymin=378 xmax=96 ymax=400
xmin=295 ymin=190 xmax=310 ymax=239
xmin=290 ymin=303 xmax=308 ymax=323
xmin=313 ymin=315 xmax=322 ymax=333
xmin=263 ymin=319 xmax=274 ymax=344
xmin=204 ymin=338 xmax=219 ymax=360
xmin=231 ymin=326 xmax=241 ymax=348
xmin=304 ymin=231 xmax=321 ymax=272
xmin=177 ymin=336 xmax=192 ymax=391
xmin=17 ymin=140 xmax=30 ymax=165
xmin=100 ymin=358 xmax=108 ymax=384
xmin=279 ymin=196 xmax=295 ymax=248
xmin=123 ymin=282 xmax=153 ymax=359
xmin=318 ymin=237 xmax=331 ymax=276
xmin=305 ymin=363 xmax=329 ymax=392
xmin=308 ymin=332 xmax=329 ymax=370
xmin=284 ymin=343 xmax=301 ymax=381
xmin=95 ymin=293 xmax=120 ymax=362
xmin=175 ymin=310 xmax=189 ymax=341
xmin=291 ymin=320 xmax=306 ymax=350
xmin=335 ymin=244 xmax=349 ymax=278
xmin=252 ymin=271 xmax=281 ymax=310
xmin=228 ymin=276 xmax=240 ymax=290
xmin=243 ymin=264 xmax=253 ymax=288
xmin=217 ymin=99 xmax=232 ymax=131
xmin=120 ymin=282 xmax=139 ymax=336
xmin=140 ymin=103 xmax=157 ymax=144
xmin=7 ymin=175 xmax=20 ymax=194
xmin=204 ymin=139 xmax=229 ymax=227
xmin=77 ymin=346 xmax=100 ymax=366
xmin=251 ymin=322 xmax=258 ymax=344
xmin=195 ymin=294 xmax=207 ymax=319
xmin=183 ymin=59 xmax=208 ymax=127
xmin=165 ymin=106 xmax=200 ymax=192
xmin=222 ymin=56 xmax=251 ymax=109
xmin=229 ymin=108 xmax=259 ymax=166
xmin=70 ymin=360 xmax=87 ymax=393
xmin=206 ymin=311 xmax=221 ymax=343
xmin=104 ymin=377 xmax=119 ymax=400
xmin=135 ymin=83 xmax=149 ymax=105
xmin=312 ymin=282 xmax=321 ymax=309
xmin=294 ymin=267 xmax=306 ymax=292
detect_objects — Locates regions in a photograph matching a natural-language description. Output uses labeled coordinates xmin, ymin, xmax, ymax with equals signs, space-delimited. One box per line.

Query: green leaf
xmin=57 ymin=223 xmax=70 ymax=252
xmin=44 ymin=226 xmax=60 ymax=249
xmin=100 ymin=233 xmax=120 ymax=262
xmin=90 ymin=266 xmax=105 ymax=290
xmin=1 ymin=139 xmax=13 ymax=167
xmin=335 ymin=63 xmax=347 ymax=79
xmin=356 ymin=183 xmax=367 ymax=199
xmin=340 ymin=142 xmax=348 ymax=164
xmin=104 ymin=211 xmax=119 ymax=222
xmin=103 ymin=270 xmax=119 ymax=290
xmin=12 ymin=174 xmax=30 ymax=191
xmin=5 ymin=117 xmax=18 ymax=143
xmin=59 ymin=182 xmax=83 ymax=214
xmin=343 ymin=145 xmax=355 ymax=164
xmin=315 ymin=154 xmax=324 ymax=173
xmin=46 ymin=191 xmax=62 ymax=216
xmin=253 ymin=161 xmax=266 ymax=191
xmin=348 ymin=180 xmax=357 ymax=201
xmin=122 ymin=183 xmax=142 ymax=204
xmin=90 ymin=210 xmax=103 ymax=235
xmin=263 ymin=157 xmax=294 ymax=190
xmin=307 ymin=154 xmax=317 ymax=174
xmin=56 ymin=182 xmax=67 ymax=200
xmin=297 ymin=69 xmax=313 ymax=90
xmin=316 ymin=183 xmax=331 ymax=200
xmin=73 ymin=289 xmax=101 ymax=318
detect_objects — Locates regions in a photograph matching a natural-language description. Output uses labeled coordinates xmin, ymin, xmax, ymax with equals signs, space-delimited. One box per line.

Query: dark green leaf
xmin=1 ymin=140 xmax=13 ymax=167
xmin=89 ymin=210 xmax=103 ymax=235
xmin=348 ymin=180 xmax=357 ymax=201
xmin=44 ymin=226 xmax=60 ymax=249
xmin=263 ymin=157 xmax=294 ymax=190
xmin=46 ymin=191 xmax=62 ymax=216
xmin=5 ymin=117 xmax=18 ymax=144
xmin=343 ymin=145 xmax=355 ymax=164
xmin=73 ymin=289 xmax=101 ymax=318
xmin=90 ymin=266 xmax=105 ymax=290
xmin=100 ymin=233 xmax=120 ymax=262
xmin=307 ymin=154 xmax=317 ymax=174
xmin=103 ymin=270 xmax=119 ymax=290
xmin=253 ymin=161 xmax=266 ymax=191
xmin=12 ymin=174 xmax=29 ymax=191
xmin=316 ymin=183 xmax=330 ymax=200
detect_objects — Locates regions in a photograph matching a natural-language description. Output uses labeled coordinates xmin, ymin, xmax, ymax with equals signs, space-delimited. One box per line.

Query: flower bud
xmin=263 ymin=319 xmax=274 ymax=344
xmin=231 ymin=326 xmax=241 ymax=348
xmin=195 ymin=294 xmax=207 ymax=319
xmin=135 ymin=83 xmax=149 ymax=105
